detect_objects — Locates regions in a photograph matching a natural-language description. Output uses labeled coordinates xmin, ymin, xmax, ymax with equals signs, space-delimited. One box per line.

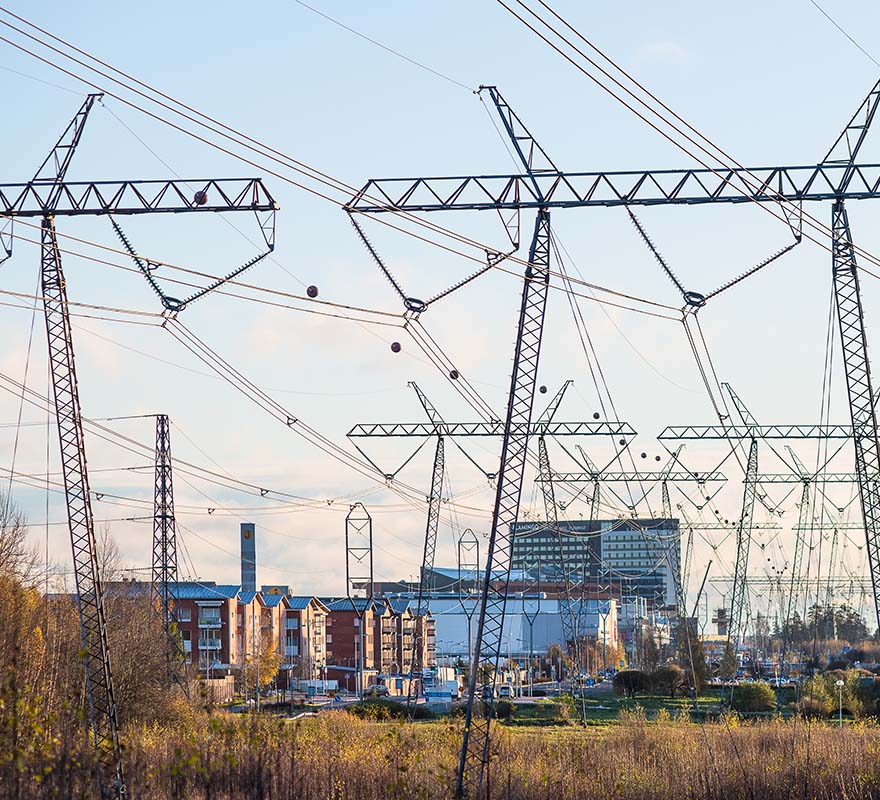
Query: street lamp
xmin=836 ymin=679 xmax=845 ymax=727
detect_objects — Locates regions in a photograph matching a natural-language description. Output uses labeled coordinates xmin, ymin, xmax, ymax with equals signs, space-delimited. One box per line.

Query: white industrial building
xmin=403 ymin=594 xmax=618 ymax=664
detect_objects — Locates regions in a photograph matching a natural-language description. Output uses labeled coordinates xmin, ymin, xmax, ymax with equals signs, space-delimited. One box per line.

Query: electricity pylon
xmin=11 ymin=95 xmax=277 ymax=797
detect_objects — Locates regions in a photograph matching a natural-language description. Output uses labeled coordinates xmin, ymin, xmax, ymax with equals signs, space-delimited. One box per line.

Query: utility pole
xmin=457 ymin=529 xmax=480 ymax=684
xmin=521 ymin=552 xmax=541 ymax=697
xmin=7 ymin=95 xmax=277 ymax=797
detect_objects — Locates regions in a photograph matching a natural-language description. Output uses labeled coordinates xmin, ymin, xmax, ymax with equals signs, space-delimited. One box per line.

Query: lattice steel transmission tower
xmin=7 ymin=94 xmax=278 ymax=797
xmin=348 ymin=75 xmax=880 ymax=796
xmin=152 ymin=414 xmax=182 ymax=674
xmin=824 ymin=76 xmax=880 ymax=631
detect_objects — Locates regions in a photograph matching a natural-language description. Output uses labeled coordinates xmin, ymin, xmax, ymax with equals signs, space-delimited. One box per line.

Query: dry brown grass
xmin=104 ymin=711 xmax=880 ymax=800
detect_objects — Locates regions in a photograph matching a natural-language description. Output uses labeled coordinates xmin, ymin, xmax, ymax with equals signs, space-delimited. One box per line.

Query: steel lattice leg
xmin=407 ymin=435 xmax=444 ymax=714
xmin=726 ymin=438 xmax=758 ymax=690
xmin=831 ymin=200 xmax=880 ymax=632
xmin=781 ymin=482 xmax=810 ymax=670
xmin=537 ymin=436 xmax=578 ymax=666
xmin=456 ymin=210 xmax=551 ymax=800
xmin=42 ymin=217 xmax=124 ymax=797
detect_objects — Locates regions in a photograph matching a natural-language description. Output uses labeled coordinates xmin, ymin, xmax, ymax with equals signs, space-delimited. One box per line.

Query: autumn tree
xmin=653 ymin=664 xmax=687 ymax=699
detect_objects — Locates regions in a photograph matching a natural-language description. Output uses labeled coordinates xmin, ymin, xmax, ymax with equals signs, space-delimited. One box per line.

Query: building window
xmin=326 ymin=633 xmax=332 ymax=644
xmin=177 ymin=607 xmax=192 ymax=622
xmin=199 ymin=607 xmax=221 ymax=626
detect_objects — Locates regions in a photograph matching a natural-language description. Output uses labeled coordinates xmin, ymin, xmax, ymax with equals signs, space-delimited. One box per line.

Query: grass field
xmin=96 ymin=711 xmax=880 ymax=799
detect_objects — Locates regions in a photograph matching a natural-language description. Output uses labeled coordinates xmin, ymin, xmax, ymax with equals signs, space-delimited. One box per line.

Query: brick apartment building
xmin=171 ymin=583 xmax=243 ymax=675
xmin=279 ymin=595 xmax=329 ymax=685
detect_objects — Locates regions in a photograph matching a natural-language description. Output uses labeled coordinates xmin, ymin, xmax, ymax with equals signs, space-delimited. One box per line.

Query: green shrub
xmin=613 ymin=670 xmax=651 ymax=698
xmin=494 ymin=699 xmax=515 ymax=720
xmin=731 ymin=681 xmax=776 ymax=712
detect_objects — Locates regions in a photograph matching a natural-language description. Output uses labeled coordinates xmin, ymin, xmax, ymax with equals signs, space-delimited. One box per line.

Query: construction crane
xmin=348 ymin=77 xmax=880 ymax=796
xmin=16 ymin=95 xmax=277 ymax=797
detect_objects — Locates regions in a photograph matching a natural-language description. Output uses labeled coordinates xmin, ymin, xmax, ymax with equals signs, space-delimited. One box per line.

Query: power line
xmin=293 ymin=1 xmax=473 ymax=91
xmin=0 ymin=8 xmax=684 ymax=318
xmin=807 ymin=0 xmax=880 ymax=69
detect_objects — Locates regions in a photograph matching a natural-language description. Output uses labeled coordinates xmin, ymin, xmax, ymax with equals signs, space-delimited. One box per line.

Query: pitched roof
xmin=171 ymin=582 xmax=241 ymax=600
xmin=387 ymin=598 xmax=413 ymax=615
xmin=262 ymin=593 xmax=286 ymax=608
xmin=238 ymin=591 xmax=259 ymax=604
xmin=324 ymin=597 xmax=383 ymax=613
xmin=286 ymin=595 xmax=328 ymax=611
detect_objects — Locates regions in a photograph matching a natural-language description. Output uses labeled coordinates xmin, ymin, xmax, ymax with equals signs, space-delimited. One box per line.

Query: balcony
xmin=199 ymin=638 xmax=222 ymax=650
xmin=198 ymin=618 xmax=222 ymax=629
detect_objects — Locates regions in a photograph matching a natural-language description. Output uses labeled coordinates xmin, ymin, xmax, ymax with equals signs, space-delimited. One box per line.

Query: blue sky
xmin=1 ymin=1 xmax=879 ymax=623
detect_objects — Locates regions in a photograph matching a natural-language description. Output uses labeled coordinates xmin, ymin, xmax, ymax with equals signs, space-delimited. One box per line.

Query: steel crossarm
xmin=348 ymin=162 xmax=880 ymax=213
xmin=543 ymin=470 xmax=725 ymax=483
xmin=0 ymin=177 xmax=277 ymax=217
xmin=710 ymin=575 xmax=874 ymax=589
xmin=659 ymin=425 xmax=852 ymax=440
xmin=751 ymin=472 xmax=862 ymax=483
xmin=348 ymin=421 xmax=635 ymax=437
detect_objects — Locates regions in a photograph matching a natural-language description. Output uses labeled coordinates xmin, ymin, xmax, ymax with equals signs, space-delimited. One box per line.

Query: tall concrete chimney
xmin=241 ymin=523 xmax=256 ymax=592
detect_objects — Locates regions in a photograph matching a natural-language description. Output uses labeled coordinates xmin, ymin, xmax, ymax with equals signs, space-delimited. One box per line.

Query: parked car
xmin=365 ymin=684 xmax=389 ymax=698
xmin=498 ymin=684 xmax=515 ymax=699
xmin=481 ymin=685 xmax=498 ymax=701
